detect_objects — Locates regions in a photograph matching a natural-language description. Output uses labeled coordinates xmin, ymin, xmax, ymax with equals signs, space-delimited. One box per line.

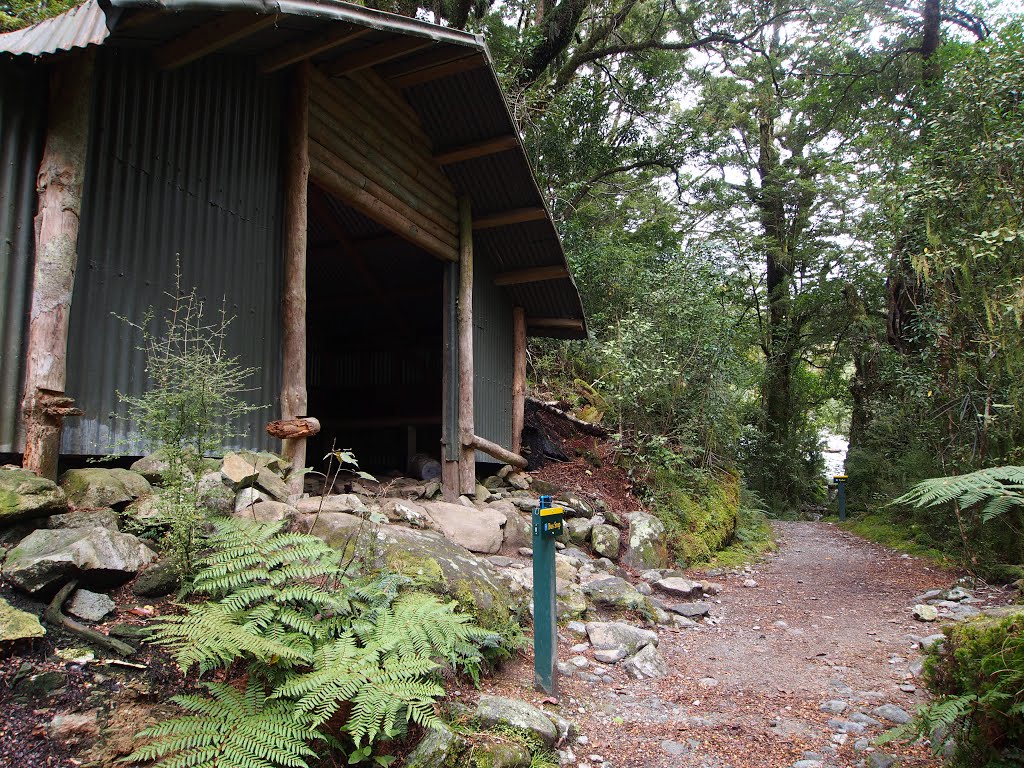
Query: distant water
xmin=821 ymin=431 xmax=849 ymax=479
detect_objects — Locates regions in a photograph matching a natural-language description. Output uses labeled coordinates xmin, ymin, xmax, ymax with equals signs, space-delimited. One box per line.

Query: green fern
xmin=125 ymin=679 xmax=319 ymax=768
xmin=892 ymin=466 xmax=1024 ymax=523
xmin=132 ymin=518 xmax=505 ymax=768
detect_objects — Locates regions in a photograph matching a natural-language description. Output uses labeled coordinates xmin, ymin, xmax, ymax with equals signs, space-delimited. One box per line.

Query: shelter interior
xmin=306 ymin=187 xmax=444 ymax=474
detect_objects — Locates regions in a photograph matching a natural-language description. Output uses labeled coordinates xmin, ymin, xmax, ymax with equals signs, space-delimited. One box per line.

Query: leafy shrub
xmin=128 ymin=519 xmax=505 ymax=768
xmin=887 ymin=610 xmax=1024 ymax=767
xmin=117 ymin=270 xmax=261 ymax=579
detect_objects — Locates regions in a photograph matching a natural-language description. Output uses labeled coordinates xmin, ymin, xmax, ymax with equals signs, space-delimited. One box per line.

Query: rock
xmin=381 ymin=499 xmax=429 ymax=527
xmin=475 ymin=695 xmax=559 ymax=746
xmin=60 ymin=469 xmax=151 ymax=510
xmin=2 ymin=527 xmax=157 ymax=594
xmin=849 ymin=712 xmax=882 ymax=727
xmin=654 ymin=577 xmax=702 ymax=598
xmin=132 ymin=560 xmax=179 ymax=597
xmin=582 ymin=577 xmax=648 ymax=612
xmin=622 ymin=512 xmax=666 ymax=570
xmin=566 ymin=517 xmax=594 ymax=545
xmin=18 ymin=670 xmax=67 ymax=697
xmin=867 ymin=753 xmax=895 ymax=768
xmin=0 ymin=468 xmax=68 ymax=522
xmin=234 ymin=500 xmax=294 ymax=523
xmin=255 ymin=468 xmax=290 ymax=502
xmin=403 ymin=722 xmax=468 ymax=767
xmin=585 ymin=621 xmax=657 ymax=655
xmin=233 ymin=487 xmax=270 ymax=513
xmin=66 ymin=589 xmax=116 ymax=622
xmin=47 ymin=508 xmax=120 ymax=531
xmin=555 ymin=586 xmax=588 ymax=619
xmin=590 ymin=524 xmax=620 ymax=560
xmin=422 ymin=501 xmax=506 ymax=554
xmin=129 ymin=451 xmax=171 ymax=483
xmin=873 ymin=704 xmax=912 ymax=725
xmin=518 ymin=547 xmax=533 ymax=557
xmin=594 ymin=647 xmax=626 ymax=663
xmin=294 ymin=494 xmax=367 ymax=515
xmin=197 ymin=472 xmax=235 ymax=513
xmin=0 ymin=596 xmax=45 ymax=641
xmin=672 ymin=615 xmax=698 ymax=629
xmin=820 ymin=700 xmax=847 ymax=715
xmin=912 ymin=604 xmax=939 ymax=622
xmin=828 ymin=719 xmax=865 ymax=735
xmin=512 ymin=497 xmax=540 ymax=512
xmin=636 ymin=581 xmax=652 ymax=595
xmin=791 ymin=762 xmax=823 ymax=768
xmin=918 ymin=633 xmax=945 ymax=650
xmin=220 ymin=453 xmax=261 ymax=489
xmin=122 ymin=495 xmax=164 ymax=527
xmin=667 ymin=602 xmax=710 ymax=619
xmin=506 ymin=472 xmax=532 ymax=491
xmin=47 ymin=710 xmax=100 ymax=745
xmin=473 ymin=740 xmax=531 ymax=768
xmin=742 ymin=578 xmax=758 ymax=588
xmin=490 ymin=501 xmax=531 ymax=549
xmin=623 ymin=643 xmax=669 ymax=679
xmin=640 ymin=569 xmax=665 ymax=582
xmin=661 ymin=741 xmax=692 ymax=757
xmin=308 ymin=513 xmax=521 ymax=622
xmin=555 ymin=554 xmax=580 ymax=582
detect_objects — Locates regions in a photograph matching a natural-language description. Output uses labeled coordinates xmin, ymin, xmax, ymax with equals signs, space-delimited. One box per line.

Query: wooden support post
xmin=457 ymin=197 xmax=475 ymax=495
xmin=21 ymin=51 xmax=94 ymax=480
xmin=280 ymin=61 xmax=310 ymax=494
xmin=441 ymin=263 xmax=459 ymax=502
xmin=511 ymin=306 xmax=527 ymax=457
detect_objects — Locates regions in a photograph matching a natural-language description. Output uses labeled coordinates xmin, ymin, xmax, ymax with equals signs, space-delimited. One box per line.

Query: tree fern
xmin=893 ymin=466 xmax=1024 ymax=523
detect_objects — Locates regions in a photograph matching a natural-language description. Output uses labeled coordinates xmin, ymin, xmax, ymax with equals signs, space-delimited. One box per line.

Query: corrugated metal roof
xmin=0 ymin=0 xmax=586 ymax=340
xmin=0 ymin=58 xmax=46 ymax=453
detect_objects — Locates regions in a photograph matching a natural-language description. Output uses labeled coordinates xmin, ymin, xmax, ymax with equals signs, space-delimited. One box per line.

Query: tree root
xmin=44 ymin=580 xmax=137 ymax=657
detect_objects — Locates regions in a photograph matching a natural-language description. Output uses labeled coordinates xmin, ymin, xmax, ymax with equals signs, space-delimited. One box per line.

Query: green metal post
xmin=532 ymin=494 xmax=562 ymax=695
xmin=834 ymin=475 xmax=847 ymax=521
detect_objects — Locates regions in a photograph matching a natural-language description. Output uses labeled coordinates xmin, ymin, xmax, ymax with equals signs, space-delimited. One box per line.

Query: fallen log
xmin=266 ymin=416 xmax=321 ymax=440
xmin=526 ymin=395 xmax=609 ymax=437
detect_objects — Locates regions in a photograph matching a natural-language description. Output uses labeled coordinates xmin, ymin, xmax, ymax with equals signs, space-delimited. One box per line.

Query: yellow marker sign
xmin=539 ymin=506 xmax=564 ymax=516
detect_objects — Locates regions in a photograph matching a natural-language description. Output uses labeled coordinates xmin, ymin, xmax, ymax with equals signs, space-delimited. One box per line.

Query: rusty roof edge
xmin=109 ymin=0 xmax=488 ymax=48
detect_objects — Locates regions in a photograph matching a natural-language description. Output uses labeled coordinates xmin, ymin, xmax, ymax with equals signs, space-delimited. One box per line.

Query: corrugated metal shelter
xmin=0 ymin=0 xmax=586 ymax=492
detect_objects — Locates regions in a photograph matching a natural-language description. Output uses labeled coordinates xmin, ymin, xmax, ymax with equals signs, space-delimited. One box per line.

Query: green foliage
xmin=117 ymin=268 xmax=260 ymax=579
xmin=884 ymin=611 xmax=1024 ymax=767
xmin=893 ymin=467 xmax=1024 ymax=525
xmin=130 ymin=519 xmax=504 ymax=768
xmin=0 ymin=0 xmax=79 ymax=31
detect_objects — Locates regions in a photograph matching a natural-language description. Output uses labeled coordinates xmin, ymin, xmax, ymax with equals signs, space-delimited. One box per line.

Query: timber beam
xmin=261 ymin=26 xmax=371 ymax=73
xmin=472 ymin=207 xmax=547 ymax=230
xmin=461 ymin=432 xmax=528 ymax=469
xmin=154 ymin=13 xmax=281 ymax=70
xmin=494 ymin=266 xmax=569 ymax=287
xmin=325 ymin=36 xmax=435 ymax=76
xmin=526 ymin=318 xmax=585 ymax=332
xmin=434 ymin=135 xmax=519 ymax=165
xmin=389 ymin=53 xmax=486 ymax=88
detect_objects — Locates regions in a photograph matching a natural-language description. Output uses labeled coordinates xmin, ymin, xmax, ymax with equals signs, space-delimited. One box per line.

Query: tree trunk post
xmin=457 ymin=197 xmax=475 ymax=495
xmin=511 ymin=306 xmax=527 ymax=457
xmin=441 ymin=262 xmax=460 ymax=501
xmin=280 ymin=61 xmax=310 ymax=494
xmin=21 ymin=51 xmax=95 ymax=480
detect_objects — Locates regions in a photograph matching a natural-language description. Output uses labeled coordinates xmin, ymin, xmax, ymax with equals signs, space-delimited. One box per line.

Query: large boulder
xmin=623 ymin=643 xmax=670 ymax=679
xmin=0 ymin=468 xmax=68 ymax=523
xmin=129 ymin=451 xmax=171 ymax=484
xmin=2 ymin=527 xmax=157 ymax=595
xmin=404 ymin=722 xmax=468 ymax=767
xmin=565 ymin=517 xmax=594 ymax=545
xmin=585 ymin=621 xmax=658 ymax=655
xmin=623 ymin=512 xmax=667 ymax=570
xmin=475 ymin=695 xmax=559 ymax=746
xmin=294 ymin=494 xmax=367 ymax=515
xmin=0 ymin=595 xmax=45 ymax=641
xmin=306 ymin=512 xmax=522 ymax=628
xmin=60 ymin=469 xmax=151 ymax=510
xmin=582 ymin=576 xmax=650 ymax=612
xmin=422 ymin=501 xmax=506 ymax=554
xmin=47 ymin=509 xmax=120 ymax=531
xmin=590 ymin=524 xmax=620 ymax=560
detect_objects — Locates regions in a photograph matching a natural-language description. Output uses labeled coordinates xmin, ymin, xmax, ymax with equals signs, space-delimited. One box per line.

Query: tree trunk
xmin=21 ymin=50 xmax=94 ymax=480
xmin=457 ymin=197 xmax=475 ymax=494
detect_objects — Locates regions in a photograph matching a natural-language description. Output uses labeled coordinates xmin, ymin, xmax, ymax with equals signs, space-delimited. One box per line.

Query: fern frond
xmin=126 ymin=680 xmax=318 ymax=768
xmin=892 ymin=466 xmax=1024 ymax=524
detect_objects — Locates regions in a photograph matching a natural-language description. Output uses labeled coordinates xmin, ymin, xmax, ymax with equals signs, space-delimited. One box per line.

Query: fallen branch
xmin=44 ymin=580 xmax=137 ymax=657
xmin=526 ymin=396 xmax=609 ymax=437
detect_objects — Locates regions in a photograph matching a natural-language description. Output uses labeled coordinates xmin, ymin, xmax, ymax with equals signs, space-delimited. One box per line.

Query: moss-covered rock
xmin=0 ymin=467 xmax=67 ymax=523
xmin=60 ymin=469 xmax=151 ymax=510
xmin=590 ymin=524 xmax=620 ymax=559
xmin=471 ymin=738 xmax=531 ymax=768
xmin=0 ymin=595 xmax=45 ymax=641
xmin=404 ymin=723 xmax=468 ymax=767
xmin=623 ymin=513 xmax=667 ymax=570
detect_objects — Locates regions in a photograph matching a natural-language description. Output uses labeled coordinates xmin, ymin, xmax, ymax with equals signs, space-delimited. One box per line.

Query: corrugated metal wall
xmin=473 ymin=252 xmax=513 ymax=463
xmin=0 ymin=59 xmax=46 ymax=453
xmin=63 ymin=49 xmax=284 ymax=456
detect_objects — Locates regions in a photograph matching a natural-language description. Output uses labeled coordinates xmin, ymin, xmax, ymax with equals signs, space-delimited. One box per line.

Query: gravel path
xmin=488 ymin=521 xmax=1000 ymax=768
